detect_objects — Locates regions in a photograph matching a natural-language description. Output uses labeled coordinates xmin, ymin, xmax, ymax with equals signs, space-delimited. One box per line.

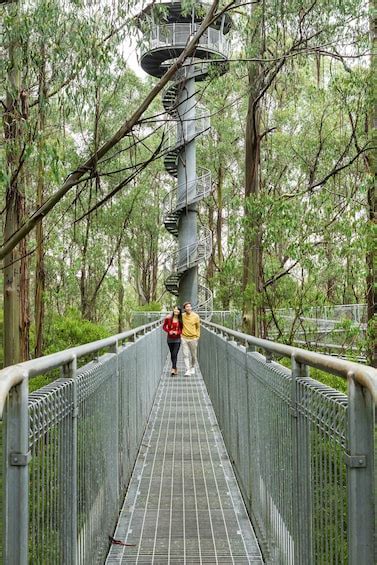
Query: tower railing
xmin=163 ymin=110 xmax=211 ymax=149
xmin=143 ymin=23 xmax=230 ymax=59
xmin=162 ymin=168 xmax=212 ymax=218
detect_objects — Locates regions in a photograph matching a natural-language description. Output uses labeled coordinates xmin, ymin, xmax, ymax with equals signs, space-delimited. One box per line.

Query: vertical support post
xmin=3 ymin=376 xmax=29 ymax=565
xmin=62 ymin=357 xmax=78 ymax=565
xmin=177 ymin=74 xmax=198 ymax=307
xmin=111 ymin=340 xmax=120 ymax=507
xmin=347 ymin=373 xmax=375 ymax=565
xmin=291 ymin=356 xmax=312 ymax=564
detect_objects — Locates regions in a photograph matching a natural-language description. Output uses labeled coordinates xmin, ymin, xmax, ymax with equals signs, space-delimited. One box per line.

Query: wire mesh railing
xmin=273 ymin=304 xmax=367 ymax=324
xmin=162 ymin=168 xmax=212 ymax=217
xmin=0 ymin=321 xmax=165 ymax=564
xmin=142 ymin=22 xmax=230 ymax=59
xmin=164 ymin=110 xmax=210 ymax=151
xmin=199 ymin=320 xmax=376 ymax=565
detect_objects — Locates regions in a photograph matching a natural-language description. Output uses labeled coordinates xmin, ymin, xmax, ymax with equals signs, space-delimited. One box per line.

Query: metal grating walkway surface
xmin=106 ymin=357 xmax=263 ymax=564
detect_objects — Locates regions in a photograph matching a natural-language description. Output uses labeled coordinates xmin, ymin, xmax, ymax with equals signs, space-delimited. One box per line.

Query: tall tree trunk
xmin=206 ymin=199 xmax=215 ymax=283
xmin=216 ymin=163 xmax=224 ymax=268
xmin=34 ymin=43 xmax=47 ymax=358
xmin=80 ymin=209 xmax=90 ymax=318
xmin=117 ymin=249 xmax=125 ymax=332
xmin=365 ymin=0 xmax=376 ymax=366
xmin=151 ymin=186 xmax=159 ymax=302
xmin=19 ymin=167 xmax=30 ymax=361
xmin=80 ymin=86 xmax=101 ymax=320
xmin=325 ymin=244 xmax=336 ymax=302
xmin=242 ymin=5 xmax=263 ymax=336
xmin=3 ymin=8 xmax=23 ymax=366
xmin=365 ymin=0 xmax=377 ymax=367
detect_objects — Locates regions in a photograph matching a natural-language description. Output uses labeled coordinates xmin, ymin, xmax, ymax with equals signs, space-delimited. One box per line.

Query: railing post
xmin=291 ymin=356 xmax=312 ymax=564
xmin=62 ymin=357 xmax=78 ymax=565
xmin=347 ymin=373 xmax=375 ymax=565
xmin=111 ymin=340 xmax=120 ymax=506
xmin=3 ymin=376 xmax=29 ymax=565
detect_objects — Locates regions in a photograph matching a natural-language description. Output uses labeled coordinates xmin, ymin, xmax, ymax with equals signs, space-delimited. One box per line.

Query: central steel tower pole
xmin=177 ymin=74 xmax=198 ymax=308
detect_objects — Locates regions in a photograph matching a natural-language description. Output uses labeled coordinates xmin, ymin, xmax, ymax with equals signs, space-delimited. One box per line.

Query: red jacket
xmin=163 ymin=316 xmax=183 ymax=339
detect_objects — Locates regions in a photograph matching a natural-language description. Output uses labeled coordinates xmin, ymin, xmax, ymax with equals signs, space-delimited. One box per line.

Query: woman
xmin=162 ymin=306 xmax=183 ymax=375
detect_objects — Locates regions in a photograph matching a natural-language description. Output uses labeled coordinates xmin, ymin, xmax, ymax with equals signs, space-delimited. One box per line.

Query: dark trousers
xmin=168 ymin=341 xmax=181 ymax=369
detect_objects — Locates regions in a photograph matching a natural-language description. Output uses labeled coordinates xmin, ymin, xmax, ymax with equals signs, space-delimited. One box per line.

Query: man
xmin=181 ymin=301 xmax=200 ymax=377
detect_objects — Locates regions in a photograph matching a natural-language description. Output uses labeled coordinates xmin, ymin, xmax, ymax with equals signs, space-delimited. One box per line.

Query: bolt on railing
xmin=199 ymin=320 xmax=376 ymax=564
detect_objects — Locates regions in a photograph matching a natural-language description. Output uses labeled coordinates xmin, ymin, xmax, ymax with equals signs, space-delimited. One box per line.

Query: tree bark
xmin=216 ymin=163 xmax=224 ymax=268
xmin=3 ymin=7 xmax=23 ymax=366
xmin=19 ymin=167 xmax=30 ymax=361
xmin=365 ymin=0 xmax=376 ymax=367
xmin=206 ymin=199 xmax=215 ymax=283
xmin=242 ymin=4 xmax=263 ymax=336
xmin=34 ymin=43 xmax=47 ymax=358
xmin=117 ymin=249 xmax=125 ymax=332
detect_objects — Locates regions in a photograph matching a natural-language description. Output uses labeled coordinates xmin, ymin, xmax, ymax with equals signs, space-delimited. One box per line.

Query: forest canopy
xmin=0 ymin=0 xmax=375 ymax=366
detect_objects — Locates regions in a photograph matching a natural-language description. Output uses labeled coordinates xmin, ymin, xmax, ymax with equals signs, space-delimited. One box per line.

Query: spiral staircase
xmin=140 ymin=2 xmax=232 ymax=319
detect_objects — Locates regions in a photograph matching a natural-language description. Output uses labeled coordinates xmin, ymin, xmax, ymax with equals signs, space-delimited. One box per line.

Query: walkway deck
xmin=106 ymin=357 xmax=263 ymax=564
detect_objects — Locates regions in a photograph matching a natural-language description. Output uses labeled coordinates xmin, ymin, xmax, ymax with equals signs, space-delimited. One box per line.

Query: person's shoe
xmin=190 ymin=367 xmax=195 ymax=375
xmin=184 ymin=370 xmax=191 ymax=377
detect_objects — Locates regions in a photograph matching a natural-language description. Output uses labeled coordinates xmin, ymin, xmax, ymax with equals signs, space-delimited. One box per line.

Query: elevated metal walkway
xmin=106 ymin=359 xmax=263 ymax=564
xmin=0 ymin=320 xmax=376 ymax=564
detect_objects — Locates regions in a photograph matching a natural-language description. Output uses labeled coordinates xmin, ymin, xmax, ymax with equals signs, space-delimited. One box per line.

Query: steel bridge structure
xmin=0 ymin=319 xmax=376 ymax=564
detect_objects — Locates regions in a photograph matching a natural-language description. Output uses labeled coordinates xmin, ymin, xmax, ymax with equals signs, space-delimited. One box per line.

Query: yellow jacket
xmin=182 ymin=312 xmax=200 ymax=339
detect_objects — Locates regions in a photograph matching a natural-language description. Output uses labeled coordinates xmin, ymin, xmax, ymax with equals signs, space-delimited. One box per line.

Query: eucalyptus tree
xmin=366 ymin=0 xmax=376 ymax=366
xmin=1 ymin=0 xmax=233 ymax=364
xmin=236 ymin=0 xmax=372 ymax=339
xmin=1 ymin=0 xmax=137 ymax=361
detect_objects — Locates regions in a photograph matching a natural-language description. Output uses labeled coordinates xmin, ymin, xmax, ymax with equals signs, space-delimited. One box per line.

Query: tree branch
xmin=0 ymin=0 xmax=223 ymax=261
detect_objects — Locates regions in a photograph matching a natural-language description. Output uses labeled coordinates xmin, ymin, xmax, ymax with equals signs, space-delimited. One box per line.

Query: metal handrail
xmin=197 ymin=283 xmax=213 ymax=320
xmin=0 ymin=319 xmax=162 ymax=418
xmin=202 ymin=320 xmax=377 ymax=402
xmin=142 ymin=22 xmax=230 ymax=58
xmin=168 ymin=227 xmax=212 ymax=272
xmin=162 ymin=169 xmax=212 ymax=216
xmin=164 ymin=111 xmax=210 ymax=151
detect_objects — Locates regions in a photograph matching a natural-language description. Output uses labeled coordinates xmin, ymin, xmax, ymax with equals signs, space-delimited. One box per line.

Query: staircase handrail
xmin=162 ymin=169 xmax=212 ymax=217
xmin=167 ymin=228 xmax=212 ymax=272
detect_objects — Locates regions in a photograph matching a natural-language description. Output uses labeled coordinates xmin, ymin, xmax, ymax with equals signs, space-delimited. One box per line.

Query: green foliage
xmin=135 ymin=302 xmax=162 ymax=313
xmin=43 ymin=310 xmax=109 ymax=355
xmin=0 ymin=0 xmax=372 ymax=367
xmin=279 ymin=357 xmax=348 ymax=394
xmin=28 ymin=311 xmax=110 ymax=392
